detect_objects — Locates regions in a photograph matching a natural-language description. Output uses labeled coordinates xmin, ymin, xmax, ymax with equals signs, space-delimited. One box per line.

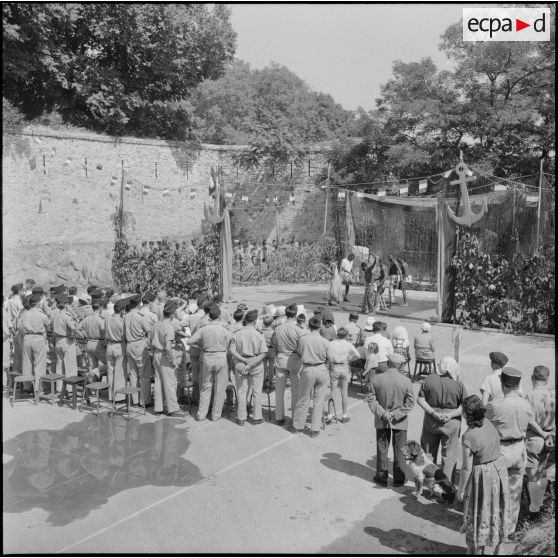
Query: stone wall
xmin=2 ymin=125 xmax=334 ymax=294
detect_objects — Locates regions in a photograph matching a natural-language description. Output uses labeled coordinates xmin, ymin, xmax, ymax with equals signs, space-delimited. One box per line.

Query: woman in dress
xmin=457 ymin=395 xmax=511 ymax=555
xmin=320 ymin=256 xmax=343 ymax=306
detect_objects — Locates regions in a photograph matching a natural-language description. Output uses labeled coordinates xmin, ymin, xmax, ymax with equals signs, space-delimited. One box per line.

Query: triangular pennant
xmin=494 ymin=184 xmax=508 ymax=191
xmin=289 ymin=195 xmax=295 ymax=204
xmin=444 ymin=169 xmax=452 ymax=178
xmin=418 ymin=179 xmax=428 ymax=193
xmin=338 ymin=191 xmax=346 ymax=200
xmin=143 ymin=185 xmax=150 ymax=195
xmin=273 ymin=194 xmax=278 ymax=204
xmin=190 ymin=188 xmax=197 ymax=199
xmin=51 ymin=147 xmax=56 ymax=157
xmin=241 ymin=195 xmax=248 ymax=202
xmin=163 ymin=189 xmax=170 ymax=197
xmin=96 ymin=164 xmax=103 ymax=171
xmin=466 ymin=168 xmax=473 ymax=177
xmin=29 ymin=156 xmax=37 ymax=170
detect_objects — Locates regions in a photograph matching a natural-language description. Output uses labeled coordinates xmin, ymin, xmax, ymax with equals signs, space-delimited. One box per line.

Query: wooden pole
xmin=274 ymin=205 xmax=280 ymax=247
xmin=119 ymin=160 xmax=124 ymax=236
xmin=534 ymin=156 xmax=544 ymax=254
xmin=322 ymin=163 xmax=331 ymax=236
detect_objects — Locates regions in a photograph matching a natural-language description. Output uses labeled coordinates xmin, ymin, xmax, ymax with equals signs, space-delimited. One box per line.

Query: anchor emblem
xmin=447 ymin=157 xmax=488 ymax=227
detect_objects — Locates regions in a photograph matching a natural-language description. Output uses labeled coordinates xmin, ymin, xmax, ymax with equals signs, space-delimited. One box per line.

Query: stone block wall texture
xmin=2 ymin=125 xmax=334 ymax=294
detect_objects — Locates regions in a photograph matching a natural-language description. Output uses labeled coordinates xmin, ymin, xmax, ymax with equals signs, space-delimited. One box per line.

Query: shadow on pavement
xmin=3 ymin=414 xmax=203 ymax=526
xmin=397 ymin=491 xmax=463 ymax=532
xmin=363 ymin=526 xmax=465 ymax=554
xmin=320 ymin=452 xmax=377 ymax=483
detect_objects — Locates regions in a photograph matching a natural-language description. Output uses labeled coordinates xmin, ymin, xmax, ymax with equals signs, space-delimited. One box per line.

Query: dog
xmin=400 ymin=441 xmax=455 ymax=504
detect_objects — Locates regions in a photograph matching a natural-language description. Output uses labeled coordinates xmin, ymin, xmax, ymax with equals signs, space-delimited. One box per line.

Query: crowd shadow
xmin=363 ymin=526 xmax=465 ymax=555
xmin=395 ymin=490 xmax=463 ymax=532
xmin=3 ymin=414 xmax=203 ymax=526
xmin=320 ymin=452 xmax=377 ymax=483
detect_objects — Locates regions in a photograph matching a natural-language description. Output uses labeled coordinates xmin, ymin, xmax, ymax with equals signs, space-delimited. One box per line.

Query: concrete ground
xmin=3 ymin=283 xmax=555 ymax=554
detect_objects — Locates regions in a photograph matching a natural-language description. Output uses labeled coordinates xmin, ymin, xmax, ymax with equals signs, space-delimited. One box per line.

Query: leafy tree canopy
xmin=3 ymin=3 xmax=236 ymax=139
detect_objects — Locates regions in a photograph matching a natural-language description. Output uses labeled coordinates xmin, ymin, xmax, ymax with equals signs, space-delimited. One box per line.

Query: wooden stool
xmin=10 ymin=375 xmax=38 ymax=407
xmin=223 ymin=383 xmax=237 ymax=417
xmin=350 ymin=363 xmax=365 ymax=390
xmin=7 ymin=371 xmax=22 ymax=397
xmin=322 ymin=396 xmax=338 ymax=430
xmin=80 ymin=381 xmax=110 ymax=415
xmin=59 ymin=376 xmax=89 ymax=410
xmin=39 ymin=374 xmax=64 ymax=405
xmin=182 ymin=380 xmax=195 ymax=415
xmin=111 ymin=386 xmax=145 ymax=420
xmin=413 ymin=359 xmax=436 ymax=382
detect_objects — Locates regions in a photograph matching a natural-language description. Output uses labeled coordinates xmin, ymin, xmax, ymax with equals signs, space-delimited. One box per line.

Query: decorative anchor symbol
xmin=447 ymin=159 xmax=488 ymax=227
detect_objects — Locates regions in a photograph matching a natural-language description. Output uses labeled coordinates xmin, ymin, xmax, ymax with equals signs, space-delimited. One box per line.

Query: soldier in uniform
xmin=123 ymin=294 xmax=154 ymax=407
xmin=486 ymin=367 xmax=551 ymax=539
xmin=271 ymin=304 xmax=302 ymax=426
xmin=149 ymin=300 xmax=185 ymax=417
xmin=187 ymin=303 xmax=233 ymax=422
xmin=75 ymin=293 xmax=93 ymax=321
xmin=50 ymin=294 xmax=79 ymax=390
xmin=187 ymin=296 xmax=210 ymax=404
xmin=104 ymin=298 xmax=128 ymax=403
xmin=154 ymin=290 xmax=168 ymax=322
xmin=341 ymin=312 xmax=361 ymax=346
xmin=21 ymin=294 xmax=50 ymax=392
xmin=139 ymin=292 xmax=158 ymax=326
xmin=80 ymin=302 xmax=107 ymax=372
xmin=291 ymin=316 xmax=331 ymax=437
xmin=229 ymin=309 xmax=245 ymax=334
xmin=231 ymin=309 xmax=268 ymax=426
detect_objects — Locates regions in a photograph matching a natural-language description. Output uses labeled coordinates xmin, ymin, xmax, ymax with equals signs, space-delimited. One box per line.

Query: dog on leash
xmin=400 ymin=441 xmax=455 ymax=504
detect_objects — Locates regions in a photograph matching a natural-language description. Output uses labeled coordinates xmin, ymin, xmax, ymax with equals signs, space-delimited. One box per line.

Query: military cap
xmin=208 ymin=303 xmax=221 ymax=320
xmin=129 ymin=293 xmax=141 ymax=304
xmin=87 ymin=285 xmax=98 ymax=295
xmin=29 ymin=293 xmax=42 ymax=305
xmin=349 ymin=312 xmax=359 ymax=321
xmin=163 ymin=300 xmax=178 ymax=315
xmin=501 ymin=367 xmax=522 ymax=387
xmin=31 ymin=286 xmax=44 ymax=294
xmin=387 ymin=353 xmax=406 ymax=365
xmin=245 ymin=309 xmax=258 ymax=323
xmin=90 ymin=288 xmax=103 ymax=299
xmin=489 ymin=351 xmax=509 ymax=368
xmin=113 ymin=298 xmax=129 ymax=313
xmin=56 ymin=294 xmax=70 ymax=305
xmin=142 ymin=292 xmax=156 ymax=302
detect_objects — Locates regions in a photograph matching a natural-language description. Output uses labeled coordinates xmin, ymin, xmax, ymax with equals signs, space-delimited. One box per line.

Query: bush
xmin=112 ymin=234 xmax=220 ymax=297
xmin=452 ymin=232 xmax=555 ymax=334
xmin=3 ymin=97 xmax=27 ymax=128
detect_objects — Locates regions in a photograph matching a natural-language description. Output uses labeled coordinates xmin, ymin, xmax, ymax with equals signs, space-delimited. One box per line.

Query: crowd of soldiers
xmin=3 ymin=277 xmax=555 ymax=553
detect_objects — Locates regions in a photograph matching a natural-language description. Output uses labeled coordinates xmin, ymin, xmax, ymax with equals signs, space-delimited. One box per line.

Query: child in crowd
xmin=391 ymin=325 xmax=411 ymax=375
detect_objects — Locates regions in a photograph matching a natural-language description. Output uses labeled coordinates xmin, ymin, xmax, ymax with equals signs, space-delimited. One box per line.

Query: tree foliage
xmin=3 ymin=3 xmax=236 ymax=139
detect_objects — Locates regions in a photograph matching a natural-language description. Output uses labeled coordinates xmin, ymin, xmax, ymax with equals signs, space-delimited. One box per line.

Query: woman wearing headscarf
xmin=417 ymin=356 xmax=466 ymax=483
xmin=458 ymin=395 xmax=511 ymax=555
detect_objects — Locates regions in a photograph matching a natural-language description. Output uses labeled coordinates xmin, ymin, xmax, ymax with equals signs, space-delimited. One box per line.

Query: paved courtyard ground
xmin=3 ymin=284 xmax=555 ymax=554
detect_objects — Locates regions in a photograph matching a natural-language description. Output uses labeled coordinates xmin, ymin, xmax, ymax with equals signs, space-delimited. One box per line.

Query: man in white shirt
xmin=480 ymin=351 xmax=524 ymax=404
xmin=340 ymin=254 xmax=355 ymax=302
xmin=363 ymin=321 xmax=391 ymax=373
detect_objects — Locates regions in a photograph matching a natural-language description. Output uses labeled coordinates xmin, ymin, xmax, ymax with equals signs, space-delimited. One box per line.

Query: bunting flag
xmin=377 ymin=189 xmax=386 ymax=197
xmin=34 ymin=136 xmax=42 ymax=144
xmin=466 ymin=168 xmax=473 ymax=177
xmin=163 ymin=188 xmax=170 ymax=197
xmin=39 ymin=199 xmax=43 ymax=213
xmin=338 ymin=191 xmax=346 ymax=200
xmin=241 ymin=195 xmax=248 ymax=202
xmin=525 ymin=195 xmax=539 ymax=207
xmin=265 ymin=196 xmax=270 ymax=204
xmin=110 ymin=175 xmax=118 ymax=186
xmin=444 ymin=169 xmax=452 ymax=178
xmin=419 ymin=179 xmax=428 ymax=193
xmin=50 ymin=147 xmax=56 ymax=157
xmin=273 ymin=194 xmax=278 ymax=204
xmin=399 ymin=184 xmax=409 ymax=195
xmin=356 ymin=191 xmax=365 ymax=200
xmin=143 ymin=185 xmax=151 ymax=195
xmin=289 ymin=195 xmax=295 ymax=204
xmin=125 ymin=178 xmax=134 ymax=191
xmin=96 ymin=164 xmax=103 ymax=171
xmin=64 ymin=157 xmax=72 ymax=166
xmin=225 ymin=192 xmax=233 ymax=198
xmin=190 ymin=188 xmax=197 ymax=199
xmin=494 ymin=184 xmax=508 ymax=191
xmin=29 ymin=156 xmax=37 ymax=170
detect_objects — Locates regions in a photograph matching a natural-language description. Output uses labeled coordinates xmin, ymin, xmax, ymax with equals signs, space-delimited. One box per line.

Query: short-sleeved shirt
xmin=123 ymin=309 xmax=152 ymax=342
xmin=81 ymin=313 xmax=105 ymax=340
xmin=297 ymin=331 xmax=330 ymax=365
xmin=51 ymin=310 xmax=77 ymax=338
xmin=419 ymin=374 xmax=467 ymax=416
xmin=21 ymin=307 xmax=50 ymax=335
xmin=462 ymin=420 xmax=502 ymax=465
xmin=232 ymin=327 xmax=267 ymax=358
xmin=327 ymin=339 xmax=360 ymax=365
xmin=342 ymin=322 xmax=361 ymax=345
xmin=364 ymin=333 xmax=392 ymax=363
xmin=138 ymin=305 xmax=158 ymax=326
xmin=486 ymin=394 xmax=534 ymax=440
xmin=75 ymin=304 xmax=93 ymax=321
xmin=6 ymin=295 xmax=23 ymax=324
xmin=229 ymin=322 xmax=244 ymax=334
xmin=526 ymin=386 xmax=555 ymax=437
xmin=320 ymin=324 xmax=337 ymax=341
xmin=149 ymin=320 xmax=176 ymax=351
xmin=104 ymin=314 xmax=124 ymax=343
xmin=272 ymin=320 xmax=302 ymax=368
xmin=188 ymin=321 xmax=232 ymax=353
xmin=480 ymin=370 xmax=525 ymax=403
xmin=357 ymin=329 xmax=375 ymax=346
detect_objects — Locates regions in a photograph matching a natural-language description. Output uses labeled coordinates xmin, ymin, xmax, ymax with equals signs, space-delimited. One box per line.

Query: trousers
xmin=190 ymin=354 xmax=201 ymax=401
xmin=22 ymin=335 xmax=47 ymax=388
xmin=125 ymin=339 xmax=152 ymax=405
xmin=376 ymin=427 xmax=407 ymax=484
xmin=361 ymin=282 xmax=374 ymax=313
xmin=293 ymin=364 xmax=330 ymax=432
xmin=420 ymin=414 xmax=461 ymax=483
xmin=235 ymin=365 xmax=264 ymax=421
xmin=275 ymin=353 xmax=301 ymax=420
xmin=152 ymin=351 xmax=179 ymax=414
xmin=54 ymin=337 xmax=78 ymax=390
xmin=329 ymin=364 xmax=350 ymax=415
xmin=500 ymin=440 xmax=527 ymax=533
xmin=86 ymin=339 xmax=106 ymax=370
xmin=198 ymin=353 xmax=228 ymax=420
xmin=105 ymin=342 xmax=127 ymax=402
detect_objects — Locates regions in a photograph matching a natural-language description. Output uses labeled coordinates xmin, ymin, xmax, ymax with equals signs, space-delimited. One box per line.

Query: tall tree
xmin=3 ymin=3 xmax=236 ymax=139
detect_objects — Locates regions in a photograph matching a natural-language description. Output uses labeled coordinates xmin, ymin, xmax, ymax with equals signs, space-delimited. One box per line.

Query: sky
xmin=229 ymin=4 xmax=468 ymax=111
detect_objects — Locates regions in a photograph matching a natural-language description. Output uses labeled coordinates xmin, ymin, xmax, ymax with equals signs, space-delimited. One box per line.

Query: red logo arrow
xmin=516 ymin=18 xmax=530 ymax=31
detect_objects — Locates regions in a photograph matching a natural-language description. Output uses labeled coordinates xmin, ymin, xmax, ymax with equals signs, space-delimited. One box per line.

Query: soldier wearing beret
xmin=21 ymin=293 xmax=51 ymax=393
xmin=148 ymin=300 xmax=185 ymax=417
xmin=123 ymin=294 xmax=154 ymax=407
xmin=230 ymin=309 xmax=268 ymax=426
xmin=486 ymin=367 xmax=550 ymax=538
xmin=79 ymin=301 xmax=107 ymax=372
xmin=104 ymin=298 xmax=129 ymax=402
xmin=50 ymin=295 xmax=79 ymax=390
xmin=187 ymin=303 xmax=235 ymax=421
xmin=480 ymin=351 xmax=523 ymax=405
